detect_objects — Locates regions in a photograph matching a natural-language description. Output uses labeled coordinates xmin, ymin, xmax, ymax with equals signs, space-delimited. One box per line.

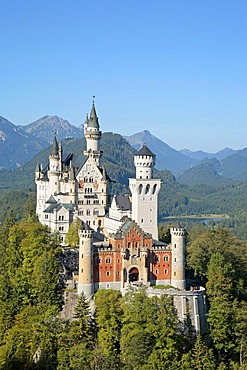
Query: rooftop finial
xmin=92 ymin=95 xmax=95 ymax=105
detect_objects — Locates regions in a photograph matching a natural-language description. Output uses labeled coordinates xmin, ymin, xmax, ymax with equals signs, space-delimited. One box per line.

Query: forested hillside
xmin=0 ymin=211 xmax=246 ymax=369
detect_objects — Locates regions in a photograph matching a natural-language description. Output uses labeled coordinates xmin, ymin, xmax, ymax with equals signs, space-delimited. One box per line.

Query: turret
xmin=58 ymin=142 xmax=63 ymax=172
xmin=68 ymin=162 xmax=76 ymax=204
xmin=48 ymin=133 xmax=60 ymax=194
xmin=35 ymin=163 xmax=40 ymax=180
xmin=134 ymin=145 xmax=155 ymax=179
xmin=84 ymin=100 xmax=102 ymax=165
xmin=78 ymin=223 xmax=94 ymax=298
xmin=170 ymin=223 xmax=186 ymax=290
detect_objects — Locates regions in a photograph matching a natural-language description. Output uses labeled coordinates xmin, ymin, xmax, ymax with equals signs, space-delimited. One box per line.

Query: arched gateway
xmin=128 ymin=267 xmax=139 ymax=282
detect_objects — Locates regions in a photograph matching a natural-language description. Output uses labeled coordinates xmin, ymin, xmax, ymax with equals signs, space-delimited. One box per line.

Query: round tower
xmin=84 ymin=101 xmax=102 ymax=165
xmin=78 ymin=223 xmax=94 ymax=298
xmin=48 ymin=133 xmax=60 ymax=194
xmin=68 ymin=163 xmax=76 ymax=204
xmin=129 ymin=145 xmax=161 ymax=240
xmin=170 ymin=223 xmax=186 ymax=290
xmin=134 ymin=145 xmax=155 ymax=179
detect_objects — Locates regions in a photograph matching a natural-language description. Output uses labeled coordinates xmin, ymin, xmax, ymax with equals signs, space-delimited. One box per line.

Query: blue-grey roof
xmin=115 ymin=195 xmax=131 ymax=211
xmin=136 ymin=145 xmax=154 ymax=157
xmin=45 ymin=194 xmax=57 ymax=204
xmin=87 ymin=103 xmax=99 ymax=129
xmin=50 ymin=134 xmax=59 ymax=156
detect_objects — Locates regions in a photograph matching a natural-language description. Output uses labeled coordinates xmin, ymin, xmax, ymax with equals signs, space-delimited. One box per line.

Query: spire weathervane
xmin=92 ymin=95 xmax=95 ymax=104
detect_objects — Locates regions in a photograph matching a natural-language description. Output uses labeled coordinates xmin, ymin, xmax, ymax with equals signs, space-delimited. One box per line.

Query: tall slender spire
xmin=50 ymin=132 xmax=59 ymax=157
xmin=83 ymin=100 xmax=102 ymax=165
xmin=88 ymin=101 xmax=99 ymax=129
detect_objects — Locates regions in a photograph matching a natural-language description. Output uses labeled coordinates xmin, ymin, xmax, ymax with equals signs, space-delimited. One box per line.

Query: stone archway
xmin=129 ymin=267 xmax=139 ymax=282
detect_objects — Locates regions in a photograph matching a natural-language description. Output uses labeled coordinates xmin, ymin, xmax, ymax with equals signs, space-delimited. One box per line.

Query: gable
xmin=76 ymin=157 xmax=103 ymax=184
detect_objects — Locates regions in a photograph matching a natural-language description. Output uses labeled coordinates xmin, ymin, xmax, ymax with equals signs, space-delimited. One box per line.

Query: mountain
xmin=178 ymin=148 xmax=247 ymax=185
xmin=179 ymin=149 xmax=212 ymax=162
xmin=180 ymin=147 xmax=239 ymax=162
xmin=178 ymin=159 xmax=227 ymax=186
xmin=125 ymin=130 xmax=197 ymax=176
xmin=0 ymin=116 xmax=48 ymax=170
xmin=21 ymin=115 xmax=83 ymax=144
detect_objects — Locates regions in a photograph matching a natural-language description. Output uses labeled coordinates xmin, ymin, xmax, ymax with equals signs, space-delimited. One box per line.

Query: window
xmin=164 ymin=269 xmax=168 ymax=274
xmin=164 ymin=255 xmax=169 ymax=262
xmin=96 ymin=257 xmax=101 ymax=264
xmin=155 ymin=255 xmax=159 ymax=262
xmin=138 ymin=184 xmax=143 ymax=195
xmin=81 ymin=254 xmax=84 ymax=258
xmin=45 ymin=214 xmax=48 ymax=219
xmin=106 ymin=257 xmax=111 ymax=264
xmin=174 ymin=258 xmax=176 ymax=262
xmin=117 ymin=259 xmax=120 ymax=263
xmin=86 ymin=209 xmax=90 ymax=216
xmin=174 ymin=272 xmax=176 ymax=276
xmin=155 ymin=269 xmax=159 ymax=274
xmin=106 ymin=271 xmax=110 ymax=276
xmin=174 ymin=244 xmax=176 ymax=248
xmin=81 ymin=269 xmax=83 ymax=273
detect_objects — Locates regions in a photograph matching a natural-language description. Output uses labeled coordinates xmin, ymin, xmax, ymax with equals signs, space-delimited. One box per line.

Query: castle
xmin=35 ymin=102 xmax=207 ymax=332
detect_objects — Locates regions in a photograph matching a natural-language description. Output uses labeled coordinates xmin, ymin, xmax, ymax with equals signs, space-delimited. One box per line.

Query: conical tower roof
xmin=50 ymin=133 xmax=59 ymax=156
xmin=84 ymin=114 xmax=89 ymax=125
xmin=88 ymin=102 xmax=99 ymax=129
xmin=136 ymin=144 xmax=154 ymax=157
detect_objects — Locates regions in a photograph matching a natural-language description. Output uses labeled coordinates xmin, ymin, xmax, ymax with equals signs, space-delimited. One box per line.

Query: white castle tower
xmin=48 ymin=133 xmax=60 ymax=195
xmin=170 ymin=223 xmax=186 ymax=290
xmin=76 ymin=101 xmax=108 ymax=230
xmin=78 ymin=223 xmax=94 ymax=298
xmin=83 ymin=101 xmax=102 ymax=166
xmin=129 ymin=145 xmax=161 ymax=240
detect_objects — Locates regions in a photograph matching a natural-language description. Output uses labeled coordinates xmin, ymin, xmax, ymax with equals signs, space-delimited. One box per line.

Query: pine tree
xmin=207 ymin=252 xmax=235 ymax=361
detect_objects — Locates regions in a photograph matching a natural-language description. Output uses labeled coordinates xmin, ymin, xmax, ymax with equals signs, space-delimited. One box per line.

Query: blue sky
xmin=1 ymin=1 xmax=247 ymax=152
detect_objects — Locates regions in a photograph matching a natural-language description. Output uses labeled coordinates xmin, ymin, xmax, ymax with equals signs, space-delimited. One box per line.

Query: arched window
xmin=145 ymin=184 xmax=150 ymax=194
xmin=152 ymin=184 xmax=157 ymax=194
xmin=86 ymin=209 xmax=90 ymax=216
xmin=138 ymin=184 xmax=143 ymax=195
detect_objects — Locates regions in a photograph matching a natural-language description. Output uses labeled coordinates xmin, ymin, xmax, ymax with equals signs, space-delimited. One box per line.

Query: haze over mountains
xmin=0 ymin=114 xmax=246 ymax=185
